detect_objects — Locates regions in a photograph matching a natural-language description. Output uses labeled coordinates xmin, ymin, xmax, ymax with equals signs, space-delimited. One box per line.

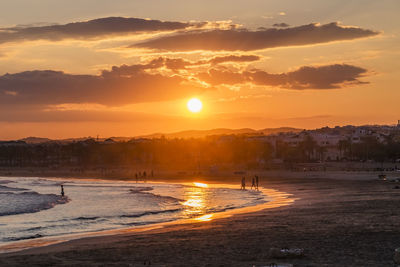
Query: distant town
xmin=1 ymin=122 xmax=400 ymax=175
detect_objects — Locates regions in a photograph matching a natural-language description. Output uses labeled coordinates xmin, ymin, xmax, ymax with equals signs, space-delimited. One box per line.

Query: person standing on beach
xmin=255 ymin=175 xmax=259 ymax=190
xmin=60 ymin=185 xmax=64 ymax=197
xmin=241 ymin=177 xmax=246 ymax=190
xmin=251 ymin=177 xmax=256 ymax=189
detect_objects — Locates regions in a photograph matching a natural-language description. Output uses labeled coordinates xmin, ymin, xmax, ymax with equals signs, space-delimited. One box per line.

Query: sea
xmin=0 ymin=177 xmax=268 ymax=246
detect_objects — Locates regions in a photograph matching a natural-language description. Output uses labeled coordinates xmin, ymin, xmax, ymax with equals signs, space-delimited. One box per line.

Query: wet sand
xmin=1 ymin=172 xmax=400 ymax=266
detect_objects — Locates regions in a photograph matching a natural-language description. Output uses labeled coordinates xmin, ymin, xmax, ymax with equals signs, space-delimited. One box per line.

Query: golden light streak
xmin=193 ymin=182 xmax=208 ymax=188
xmin=195 ymin=214 xmax=213 ymax=221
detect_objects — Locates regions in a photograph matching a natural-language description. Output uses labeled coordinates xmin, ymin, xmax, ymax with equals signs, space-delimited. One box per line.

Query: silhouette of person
xmin=255 ymin=175 xmax=259 ymax=190
xmin=61 ymin=185 xmax=64 ymax=197
xmin=251 ymin=177 xmax=256 ymax=189
xmin=241 ymin=177 xmax=246 ymax=190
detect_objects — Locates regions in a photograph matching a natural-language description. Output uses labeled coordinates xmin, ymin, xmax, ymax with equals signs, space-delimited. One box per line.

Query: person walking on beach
xmin=60 ymin=185 xmax=64 ymax=197
xmin=255 ymin=175 xmax=259 ymax=190
xmin=241 ymin=177 xmax=246 ymax=190
xmin=251 ymin=177 xmax=256 ymax=189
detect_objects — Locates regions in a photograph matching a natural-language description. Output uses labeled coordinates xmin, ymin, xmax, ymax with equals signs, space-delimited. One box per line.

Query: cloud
xmin=0 ymin=54 xmax=264 ymax=107
xmin=0 ymin=17 xmax=198 ymax=44
xmin=208 ymin=55 xmax=260 ymax=65
xmin=133 ymin=22 xmax=379 ymax=51
xmin=198 ymin=64 xmax=368 ymax=89
xmin=0 ymin=64 xmax=205 ymax=106
xmin=125 ymin=55 xmax=261 ymax=71
xmin=164 ymin=54 xmax=261 ymax=70
xmin=0 ymin=57 xmax=368 ymax=110
xmin=198 ymin=69 xmax=248 ymax=85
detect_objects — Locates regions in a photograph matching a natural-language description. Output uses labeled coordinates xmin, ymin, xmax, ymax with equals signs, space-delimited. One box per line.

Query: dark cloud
xmin=198 ymin=69 xmax=248 ymax=85
xmin=198 ymin=64 xmax=368 ymax=89
xmin=167 ymin=55 xmax=261 ymax=70
xmin=100 ymin=57 xmax=165 ymax=76
xmin=0 ymin=64 xmax=205 ymax=106
xmin=0 ymin=59 xmax=368 ymax=109
xmin=0 ymin=17 xmax=197 ymax=44
xmin=164 ymin=55 xmax=261 ymax=70
xmin=0 ymin=55 xmax=263 ymax=107
xmin=133 ymin=22 xmax=379 ymax=51
xmin=208 ymin=55 xmax=260 ymax=65
xmin=120 ymin=55 xmax=261 ymax=71
xmin=272 ymin=23 xmax=290 ymax=28
xmin=163 ymin=58 xmax=194 ymax=70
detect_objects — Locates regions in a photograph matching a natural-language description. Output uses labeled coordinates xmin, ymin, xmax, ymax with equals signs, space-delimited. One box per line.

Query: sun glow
xmin=193 ymin=182 xmax=208 ymax=188
xmin=187 ymin=98 xmax=202 ymax=113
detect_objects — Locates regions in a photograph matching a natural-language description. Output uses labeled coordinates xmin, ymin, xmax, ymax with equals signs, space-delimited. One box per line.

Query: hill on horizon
xmin=19 ymin=137 xmax=52 ymax=144
xmin=136 ymin=127 xmax=302 ymax=139
xmin=15 ymin=127 xmax=302 ymax=143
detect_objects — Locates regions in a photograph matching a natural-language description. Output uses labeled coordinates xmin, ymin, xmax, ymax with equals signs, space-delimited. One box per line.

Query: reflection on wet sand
xmin=195 ymin=214 xmax=213 ymax=222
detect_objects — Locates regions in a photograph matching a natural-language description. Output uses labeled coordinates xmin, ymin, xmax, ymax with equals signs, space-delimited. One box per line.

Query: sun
xmin=187 ymin=98 xmax=203 ymax=113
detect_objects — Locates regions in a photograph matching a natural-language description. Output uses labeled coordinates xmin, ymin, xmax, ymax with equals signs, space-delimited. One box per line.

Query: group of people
xmin=240 ymin=175 xmax=259 ymax=190
xmin=135 ymin=170 xmax=154 ymax=183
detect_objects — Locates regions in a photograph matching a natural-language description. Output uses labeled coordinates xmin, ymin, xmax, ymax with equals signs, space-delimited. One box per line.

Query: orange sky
xmin=0 ymin=0 xmax=399 ymax=139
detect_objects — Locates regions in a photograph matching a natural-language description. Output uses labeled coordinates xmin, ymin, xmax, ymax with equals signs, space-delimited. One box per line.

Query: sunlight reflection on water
xmin=182 ymin=185 xmax=207 ymax=217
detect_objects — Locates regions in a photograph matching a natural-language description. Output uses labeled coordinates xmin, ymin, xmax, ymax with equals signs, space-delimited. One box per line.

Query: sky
xmin=0 ymin=0 xmax=399 ymax=139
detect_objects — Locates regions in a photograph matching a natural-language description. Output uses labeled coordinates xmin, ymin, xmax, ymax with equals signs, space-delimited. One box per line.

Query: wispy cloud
xmin=133 ymin=22 xmax=379 ymax=51
xmin=198 ymin=64 xmax=368 ymax=89
xmin=0 ymin=17 xmax=201 ymax=45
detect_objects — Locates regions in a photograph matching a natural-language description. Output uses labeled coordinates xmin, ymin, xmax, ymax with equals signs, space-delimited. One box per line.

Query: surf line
xmin=0 ymin=181 xmax=296 ymax=254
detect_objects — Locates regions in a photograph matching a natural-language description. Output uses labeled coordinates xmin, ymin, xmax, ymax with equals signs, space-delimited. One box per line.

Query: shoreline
xmin=0 ymin=178 xmax=295 ymax=255
xmin=1 ymin=168 xmax=400 ymax=181
xmin=1 ymin=172 xmax=400 ymax=266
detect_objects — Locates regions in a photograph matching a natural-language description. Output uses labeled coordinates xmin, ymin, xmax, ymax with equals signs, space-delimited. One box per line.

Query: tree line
xmin=0 ymin=134 xmax=399 ymax=170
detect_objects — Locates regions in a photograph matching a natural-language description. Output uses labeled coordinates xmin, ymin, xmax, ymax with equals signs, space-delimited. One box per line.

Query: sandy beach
xmin=1 ymin=171 xmax=400 ymax=266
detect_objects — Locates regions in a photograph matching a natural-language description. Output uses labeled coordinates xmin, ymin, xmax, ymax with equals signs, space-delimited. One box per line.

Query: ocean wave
xmin=121 ymin=208 xmax=182 ymax=218
xmin=75 ymin=216 xmax=101 ymax=221
xmin=0 ymin=179 xmax=269 ymax=247
xmin=129 ymin=186 xmax=153 ymax=193
xmin=23 ymin=226 xmax=45 ymax=232
xmin=120 ymin=218 xmax=174 ymax=226
xmin=5 ymin=234 xmax=43 ymax=242
xmin=128 ymin=187 xmax=184 ymax=203
xmin=0 ymin=191 xmax=70 ymax=216
xmin=0 ymin=180 xmax=14 ymax=184
xmin=0 ymin=185 xmax=28 ymax=192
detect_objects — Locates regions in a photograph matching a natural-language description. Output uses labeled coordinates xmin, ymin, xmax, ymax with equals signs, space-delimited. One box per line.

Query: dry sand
xmin=1 ymin=172 xmax=400 ymax=266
